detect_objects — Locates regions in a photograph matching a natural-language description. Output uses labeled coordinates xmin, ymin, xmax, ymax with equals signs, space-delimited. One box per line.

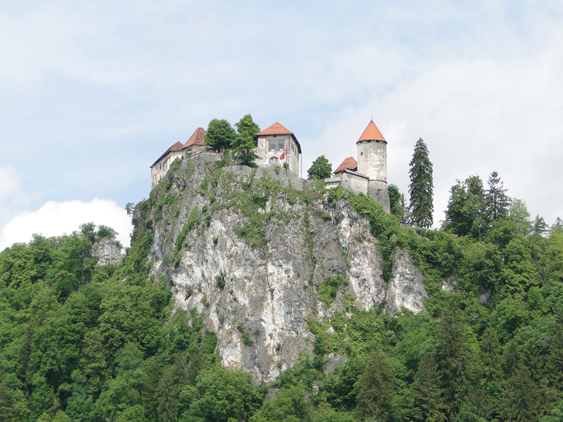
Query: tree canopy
xmin=204 ymin=119 xmax=236 ymax=152
xmin=232 ymin=114 xmax=260 ymax=166
xmin=307 ymin=156 xmax=332 ymax=180
xmin=1 ymin=160 xmax=563 ymax=422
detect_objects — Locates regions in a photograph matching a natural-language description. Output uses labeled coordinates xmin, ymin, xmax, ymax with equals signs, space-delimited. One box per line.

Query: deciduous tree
xmin=388 ymin=184 xmax=406 ymax=222
xmin=204 ymin=119 xmax=236 ymax=152
xmin=307 ymin=156 xmax=332 ymax=180
xmin=233 ymin=114 xmax=260 ymax=166
xmin=443 ymin=176 xmax=487 ymax=238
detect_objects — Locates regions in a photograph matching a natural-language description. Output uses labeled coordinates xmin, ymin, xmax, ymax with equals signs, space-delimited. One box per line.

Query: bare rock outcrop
xmin=140 ymin=155 xmax=428 ymax=383
xmin=93 ymin=238 xmax=122 ymax=266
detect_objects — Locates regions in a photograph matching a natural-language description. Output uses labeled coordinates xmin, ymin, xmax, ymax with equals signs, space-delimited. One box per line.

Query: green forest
xmin=1 ymin=159 xmax=563 ymax=421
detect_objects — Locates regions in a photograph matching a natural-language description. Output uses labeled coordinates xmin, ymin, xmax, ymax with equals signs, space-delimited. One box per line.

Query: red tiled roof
xmin=257 ymin=122 xmax=302 ymax=154
xmin=334 ymin=157 xmax=358 ymax=173
xmin=169 ymin=141 xmax=184 ymax=151
xmin=151 ymin=127 xmax=206 ymax=168
xmin=257 ymin=122 xmax=293 ymax=136
xmin=184 ymin=127 xmax=206 ymax=147
xmin=357 ymin=120 xmax=386 ymax=143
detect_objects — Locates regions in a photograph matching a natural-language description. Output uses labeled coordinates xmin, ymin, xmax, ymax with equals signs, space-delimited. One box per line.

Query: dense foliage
xmin=307 ymin=156 xmax=332 ymax=180
xmin=232 ymin=114 xmax=261 ymax=166
xmin=1 ymin=160 xmax=563 ymax=421
xmin=204 ymin=119 xmax=236 ymax=153
xmin=204 ymin=115 xmax=261 ymax=166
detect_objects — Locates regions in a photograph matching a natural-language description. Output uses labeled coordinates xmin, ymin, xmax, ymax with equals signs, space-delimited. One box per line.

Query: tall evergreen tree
xmin=502 ymin=340 xmax=520 ymax=378
xmin=551 ymin=217 xmax=563 ymax=235
xmin=437 ymin=302 xmax=475 ymax=421
xmin=142 ymin=356 xmax=162 ymax=420
xmin=479 ymin=327 xmax=502 ymax=384
xmin=500 ymin=363 xmax=540 ymax=422
xmin=0 ymin=375 xmax=13 ymax=422
xmin=413 ymin=354 xmax=447 ymax=422
xmin=408 ymin=138 xmax=434 ymax=228
xmin=485 ymin=171 xmax=510 ymax=222
xmin=355 ymin=344 xmax=395 ymax=421
xmin=546 ymin=318 xmax=563 ymax=392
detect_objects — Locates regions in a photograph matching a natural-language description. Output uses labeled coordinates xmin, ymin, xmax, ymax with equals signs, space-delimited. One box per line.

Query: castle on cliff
xmin=150 ymin=120 xmax=389 ymax=212
xmin=326 ymin=120 xmax=390 ymax=212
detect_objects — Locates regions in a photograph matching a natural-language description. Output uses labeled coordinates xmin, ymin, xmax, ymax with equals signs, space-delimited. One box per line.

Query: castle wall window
xmin=269 ymin=139 xmax=285 ymax=151
xmin=269 ymin=157 xmax=279 ymax=164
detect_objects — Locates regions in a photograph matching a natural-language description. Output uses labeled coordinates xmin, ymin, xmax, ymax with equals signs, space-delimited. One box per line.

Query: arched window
xmin=269 ymin=157 xmax=279 ymax=165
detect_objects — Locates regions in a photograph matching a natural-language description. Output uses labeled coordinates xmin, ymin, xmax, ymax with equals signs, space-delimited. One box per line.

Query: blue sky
xmin=1 ymin=0 xmax=563 ymax=248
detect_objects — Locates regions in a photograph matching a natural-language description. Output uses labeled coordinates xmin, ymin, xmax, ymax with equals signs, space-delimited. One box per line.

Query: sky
xmin=1 ymin=0 xmax=563 ymax=250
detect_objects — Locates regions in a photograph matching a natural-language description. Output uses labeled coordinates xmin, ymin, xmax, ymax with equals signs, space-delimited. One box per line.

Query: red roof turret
xmin=357 ymin=120 xmax=386 ymax=143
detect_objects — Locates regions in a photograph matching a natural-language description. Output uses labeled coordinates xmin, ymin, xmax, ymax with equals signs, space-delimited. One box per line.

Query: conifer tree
xmin=552 ymin=217 xmax=563 ymax=235
xmin=502 ymin=340 xmax=520 ymax=378
xmin=546 ymin=318 xmax=563 ymax=392
xmin=143 ymin=356 xmax=162 ymax=420
xmin=533 ymin=215 xmax=549 ymax=237
xmin=485 ymin=171 xmax=510 ymax=222
xmin=413 ymin=354 xmax=447 ymax=422
xmin=500 ymin=363 xmax=540 ymax=422
xmin=408 ymin=138 xmax=434 ymax=228
xmin=0 ymin=375 xmax=13 ymax=422
xmin=355 ymin=344 xmax=395 ymax=421
xmin=479 ymin=327 xmax=502 ymax=384
xmin=437 ymin=302 xmax=475 ymax=420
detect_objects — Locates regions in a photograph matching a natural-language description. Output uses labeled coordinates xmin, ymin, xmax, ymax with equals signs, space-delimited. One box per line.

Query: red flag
xmin=280 ymin=149 xmax=287 ymax=160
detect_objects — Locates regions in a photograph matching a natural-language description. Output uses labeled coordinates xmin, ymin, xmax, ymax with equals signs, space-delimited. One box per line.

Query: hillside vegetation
xmin=1 ymin=158 xmax=563 ymax=422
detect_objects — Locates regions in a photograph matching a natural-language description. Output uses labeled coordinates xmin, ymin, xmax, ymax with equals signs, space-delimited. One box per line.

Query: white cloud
xmin=0 ymin=198 xmax=132 ymax=251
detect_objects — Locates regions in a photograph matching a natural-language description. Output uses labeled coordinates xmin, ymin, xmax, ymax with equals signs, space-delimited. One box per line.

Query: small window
xmin=269 ymin=157 xmax=279 ymax=165
xmin=361 ymin=152 xmax=363 ymax=156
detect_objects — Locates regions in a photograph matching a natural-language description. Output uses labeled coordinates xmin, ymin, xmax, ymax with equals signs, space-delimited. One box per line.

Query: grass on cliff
xmin=317 ymin=275 xmax=349 ymax=307
xmin=197 ymin=166 xmax=326 ymax=252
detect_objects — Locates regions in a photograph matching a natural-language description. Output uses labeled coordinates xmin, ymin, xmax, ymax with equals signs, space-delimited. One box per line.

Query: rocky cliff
xmin=134 ymin=154 xmax=427 ymax=384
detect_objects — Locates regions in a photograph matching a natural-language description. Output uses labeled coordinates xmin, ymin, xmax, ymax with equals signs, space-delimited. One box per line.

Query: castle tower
xmin=356 ymin=120 xmax=390 ymax=212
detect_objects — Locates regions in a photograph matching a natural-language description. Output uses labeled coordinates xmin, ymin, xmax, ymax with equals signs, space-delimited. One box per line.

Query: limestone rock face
xmin=93 ymin=238 xmax=122 ymax=266
xmin=386 ymin=249 xmax=428 ymax=314
xmin=141 ymin=155 xmax=428 ymax=384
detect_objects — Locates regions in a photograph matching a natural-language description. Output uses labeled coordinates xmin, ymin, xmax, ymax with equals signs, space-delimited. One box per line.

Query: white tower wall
xmin=357 ymin=140 xmax=387 ymax=183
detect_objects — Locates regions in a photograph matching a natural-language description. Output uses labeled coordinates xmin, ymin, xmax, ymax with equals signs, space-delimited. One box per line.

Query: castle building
xmin=150 ymin=121 xmax=389 ymax=213
xmin=150 ymin=127 xmax=208 ymax=189
xmin=325 ymin=120 xmax=390 ymax=212
xmin=254 ymin=122 xmax=302 ymax=176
